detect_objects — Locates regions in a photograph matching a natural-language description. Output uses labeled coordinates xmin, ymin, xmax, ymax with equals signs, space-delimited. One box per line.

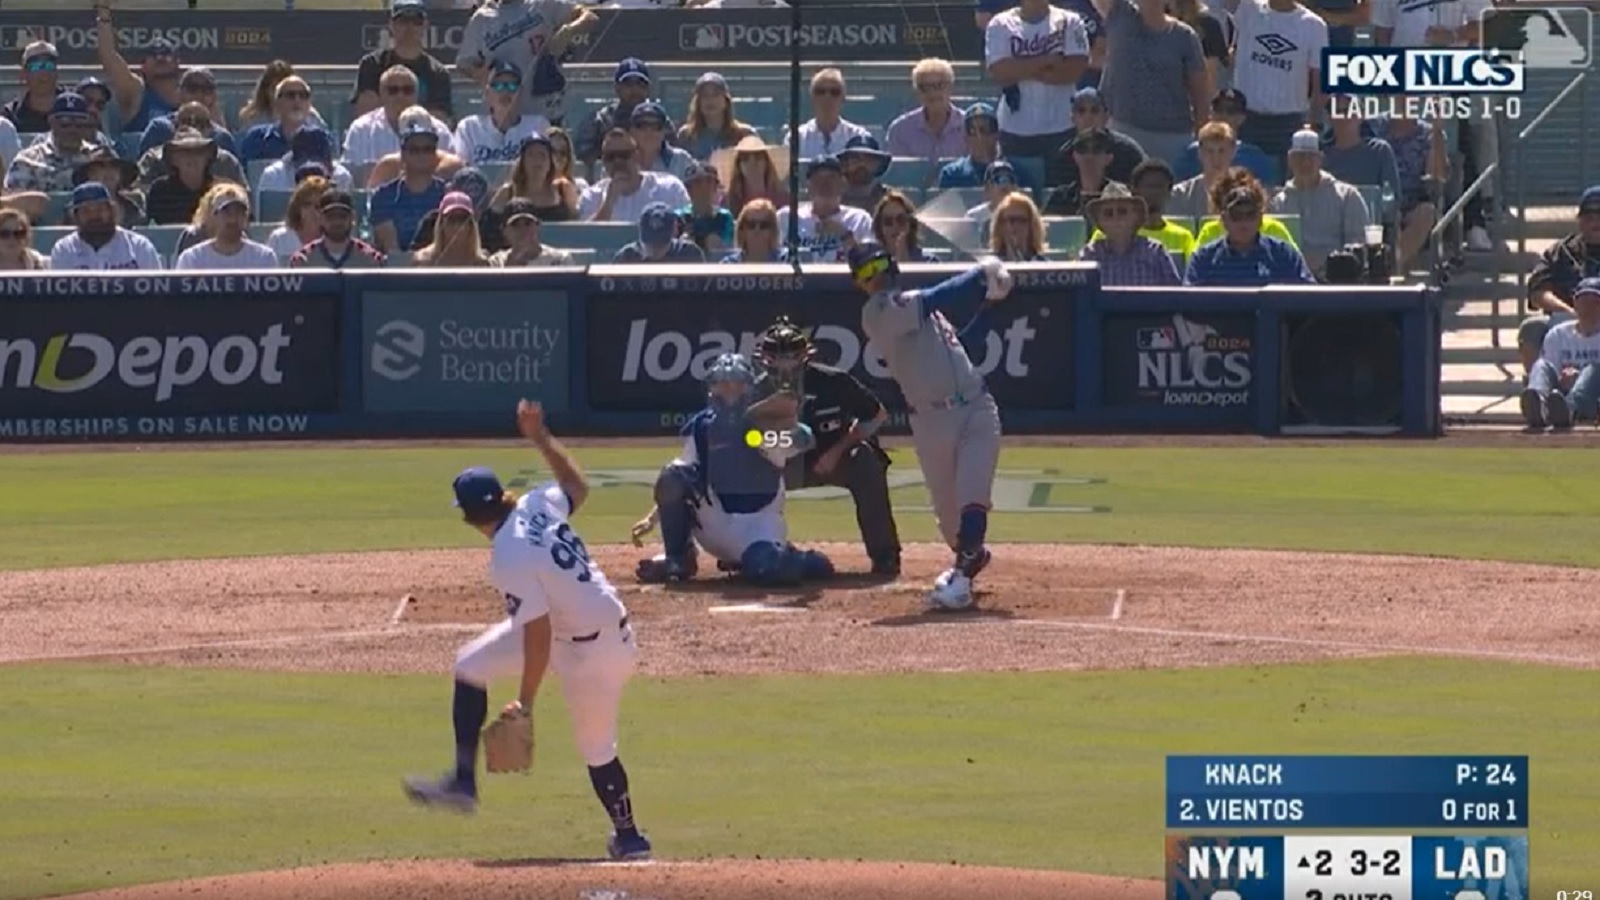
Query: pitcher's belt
xmin=911 ymin=390 xmax=985 ymax=414
xmin=572 ymin=615 xmax=629 ymax=643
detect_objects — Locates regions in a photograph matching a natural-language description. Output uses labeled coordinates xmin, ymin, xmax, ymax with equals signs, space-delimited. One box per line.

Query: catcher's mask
xmin=705 ymin=352 xmax=756 ymax=409
xmin=757 ymin=316 xmax=814 ymax=376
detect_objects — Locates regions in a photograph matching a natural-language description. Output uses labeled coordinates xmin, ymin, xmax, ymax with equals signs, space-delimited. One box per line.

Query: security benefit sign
xmin=0 ymin=273 xmax=338 ymax=440
xmin=362 ymin=290 xmax=570 ymax=413
xmin=1101 ymin=312 xmax=1254 ymax=424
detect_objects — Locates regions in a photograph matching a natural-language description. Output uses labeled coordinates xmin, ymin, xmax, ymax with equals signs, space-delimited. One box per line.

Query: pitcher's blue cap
xmin=452 ymin=467 xmax=504 ymax=513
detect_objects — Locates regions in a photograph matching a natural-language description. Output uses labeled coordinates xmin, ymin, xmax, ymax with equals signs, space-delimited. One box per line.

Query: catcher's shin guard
xmin=637 ymin=462 xmax=701 ymax=583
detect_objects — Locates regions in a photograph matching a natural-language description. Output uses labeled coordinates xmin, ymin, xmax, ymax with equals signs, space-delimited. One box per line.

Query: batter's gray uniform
xmin=456 ymin=0 xmax=580 ymax=123
xmin=860 ymin=266 xmax=1003 ymax=550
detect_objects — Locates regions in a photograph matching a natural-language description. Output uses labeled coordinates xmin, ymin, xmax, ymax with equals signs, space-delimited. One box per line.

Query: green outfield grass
xmin=0 ymin=444 xmax=1594 ymax=897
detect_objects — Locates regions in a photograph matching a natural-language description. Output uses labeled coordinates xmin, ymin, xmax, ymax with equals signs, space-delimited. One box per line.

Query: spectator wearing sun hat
xmin=259 ymin=128 xmax=354 ymax=202
xmin=354 ymin=0 xmax=455 ymax=120
xmin=575 ymin=57 xmax=661 ymax=171
xmin=70 ymin=147 xmax=145 ymax=227
xmin=676 ymin=159 xmax=734 ymax=253
xmin=839 ymin=134 xmax=891 ymax=213
xmin=630 ymin=101 xmax=694 ymax=181
xmin=454 ymin=61 xmax=551 ymax=166
xmin=48 ymin=182 xmax=162 ymax=271
xmin=614 ymin=200 xmax=706 ymax=262
xmin=369 ymin=118 xmax=450 ymax=252
xmin=937 ymin=104 xmax=1039 ymax=194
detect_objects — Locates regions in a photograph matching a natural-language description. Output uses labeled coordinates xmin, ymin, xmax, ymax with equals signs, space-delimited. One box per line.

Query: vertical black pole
xmin=786 ymin=0 xmax=803 ymax=272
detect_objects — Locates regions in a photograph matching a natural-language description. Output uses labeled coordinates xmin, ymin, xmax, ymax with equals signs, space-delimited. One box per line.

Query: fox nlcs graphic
xmin=1321 ymin=48 xmax=1523 ymax=94
xmin=1134 ymin=314 xmax=1252 ymax=407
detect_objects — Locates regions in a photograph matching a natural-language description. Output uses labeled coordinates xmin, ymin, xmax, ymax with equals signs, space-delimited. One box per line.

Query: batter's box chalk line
xmin=708 ymin=602 xmax=810 ymax=614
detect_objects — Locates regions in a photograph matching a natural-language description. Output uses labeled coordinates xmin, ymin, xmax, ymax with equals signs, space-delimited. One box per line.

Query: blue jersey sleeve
xmin=919 ymin=266 xmax=990 ymax=322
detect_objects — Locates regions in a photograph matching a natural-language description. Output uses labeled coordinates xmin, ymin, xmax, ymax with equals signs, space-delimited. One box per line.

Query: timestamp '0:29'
xmin=1556 ymin=892 xmax=1593 ymax=900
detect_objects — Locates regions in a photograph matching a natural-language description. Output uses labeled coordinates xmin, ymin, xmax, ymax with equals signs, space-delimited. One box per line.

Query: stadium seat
xmin=44 ymin=192 xmax=72 ymax=224
xmin=31 ymin=226 xmax=68 ymax=253
xmin=1356 ymin=184 xmax=1395 ymax=225
xmin=477 ymin=161 xmax=512 ymax=187
xmin=1276 ymin=214 xmax=1302 ymax=248
xmin=539 ymin=222 xmax=636 ymax=255
xmin=883 ymin=157 xmax=934 ymax=189
xmin=920 ymin=217 xmax=982 ymax=255
xmin=388 ymin=250 xmax=412 ymax=267
xmin=245 ymin=159 xmax=271 ymax=185
xmin=247 ymin=223 xmax=275 ymax=244
xmin=1044 ymin=217 xmax=1088 ymax=256
xmin=142 ymin=225 xmax=188 ymax=260
xmin=258 ymin=190 xmax=293 ymax=224
xmin=345 ymin=162 xmax=375 ymax=187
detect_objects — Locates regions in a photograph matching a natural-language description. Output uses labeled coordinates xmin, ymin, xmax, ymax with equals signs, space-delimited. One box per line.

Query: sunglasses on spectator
xmin=603 ymin=149 xmax=635 ymax=162
xmin=1072 ymin=104 xmax=1104 ymax=115
xmin=277 ymin=89 xmax=310 ymax=100
xmin=812 ymin=86 xmax=843 ymax=97
xmin=0 ymin=228 xmax=26 ymax=239
xmin=24 ymin=58 xmax=56 ymax=72
xmin=1001 ymin=215 xmax=1030 ymax=225
xmin=880 ymin=213 xmax=910 ymax=226
xmin=966 ymin=124 xmax=995 ymax=135
xmin=1225 ymin=207 xmax=1260 ymax=221
xmin=383 ymin=84 xmax=416 ymax=96
xmin=1098 ymin=205 xmax=1135 ymax=219
xmin=490 ymin=80 xmax=520 ymax=93
xmin=403 ymin=141 xmax=438 ymax=153
xmin=741 ymin=219 xmax=775 ymax=230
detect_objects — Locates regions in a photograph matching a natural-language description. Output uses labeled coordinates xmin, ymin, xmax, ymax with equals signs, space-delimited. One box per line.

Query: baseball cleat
xmin=1548 ymin=392 xmax=1574 ymax=430
xmin=1520 ymin=389 xmax=1546 ymax=430
xmin=402 ymin=772 xmax=478 ymax=814
xmin=925 ymin=569 xmax=975 ymax=610
xmin=607 ymin=831 xmax=653 ymax=861
xmin=635 ymin=554 xmax=697 ymax=584
xmin=958 ymin=548 xmax=991 ymax=579
xmin=870 ymin=553 xmax=902 ymax=577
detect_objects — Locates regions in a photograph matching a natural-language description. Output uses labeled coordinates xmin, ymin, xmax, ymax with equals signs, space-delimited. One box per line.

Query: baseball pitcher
xmin=634 ymin=353 xmax=835 ymax=586
xmin=403 ymin=400 xmax=652 ymax=862
xmin=852 ymin=244 xmax=1010 ymax=610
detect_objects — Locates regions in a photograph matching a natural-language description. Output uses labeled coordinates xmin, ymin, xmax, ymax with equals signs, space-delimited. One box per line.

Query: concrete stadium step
xmin=1441 ymin=393 xmax=1523 ymax=423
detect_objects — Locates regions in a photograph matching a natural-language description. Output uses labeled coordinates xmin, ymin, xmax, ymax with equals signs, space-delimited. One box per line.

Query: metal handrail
xmin=1429 ymin=161 xmax=1499 ymax=246
xmin=1516 ymin=70 xmax=1586 ymax=143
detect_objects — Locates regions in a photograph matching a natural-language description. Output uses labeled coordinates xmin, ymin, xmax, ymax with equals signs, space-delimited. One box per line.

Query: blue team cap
xmin=964 ymin=102 xmax=998 ymax=124
xmin=805 ymin=155 xmax=843 ymax=177
xmin=1575 ymin=277 xmax=1600 ymax=300
xmin=69 ymin=182 xmax=113 ymax=210
xmin=452 ymin=466 xmax=504 ymax=514
xmin=49 ymin=91 xmax=92 ymax=121
xmin=984 ymin=159 xmax=1018 ymax=186
xmin=1579 ymin=185 xmax=1600 ymax=214
xmin=615 ymin=57 xmax=651 ymax=84
xmin=630 ymin=101 xmax=668 ymax=127
xmin=639 ymin=201 xmax=677 ymax=246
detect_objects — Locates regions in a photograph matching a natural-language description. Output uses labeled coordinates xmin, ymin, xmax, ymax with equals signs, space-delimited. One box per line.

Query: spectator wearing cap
xmin=4 ymin=42 xmax=63 ymax=135
xmin=456 ymin=0 xmax=597 ymax=127
xmin=966 ymin=159 xmax=1022 ymax=221
xmin=414 ymin=191 xmax=494 ymax=267
xmin=839 ymin=135 xmax=891 ymax=212
xmin=674 ymin=72 xmax=757 ymax=161
xmin=354 ymin=0 xmax=454 ymax=120
xmin=455 ymin=61 xmax=551 ymax=167
xmin=985 ymin=0 xmax=1090 ymax=163
xmin=1368 ymin=109 xmax=1444 ymax=270
xmin=70 ymin=148 xmax=145 ymax=227
xmin=631 ymin=102 xmax=694 ymax=181
xmin=676 ymin=160 xmax=734 ymax=254
xmin=937 ymin=104 xmax=1040 ymax=194
xmin=266 ymin=176 xmax=330 ymax=260
xmin=615 ymin=201 xmax=707 ymax=263
xmin=491 ymin=198 xmax=575 ymax=267
xmin=94 ymin=7 xmax=180 ymax=133
xmin=1170 ymin=121 xmax=1250 ymax=221
xmin=48 ymin=182 xmax=161 ymax=270
xmin=578 ymin=128 xmax=689 ymax=223
xmin=238 ymin=76 xmax=321 ymax=165
xmin=1269 ymin=128 xmax=1369 ymax=274
xmin=1079 ymin=182 xmax=1182 ymax=285
xmin=1090 ymin=0 xmax=1210 ymax=166
xmin=783 ymin=68 xmax=871 ymax=160
xmin=137 ymin=104 xmax=244 ymax=193
xmin=137 ymin=68 xmax=235 ymax=159
xmin=291 ymin=190 xmax=388 ymax=270
xmin=490 ymin=134 xmax=577 ymax=223
xmin=1044 ymin=128 xmax=1124 ymax=216
xmin=1185 ymin=182 xmax=1314 ymax=286
xmin=345 ymin=75 xmax=456 ymax=168
xmin=1521 ymin=277 xmax=1600 ymax=430
xmin=409 ymin=166 xmax=506 ymax=252
xmin=1519 ymin=186 xmax=1600 ymax=374
xmin=777 ymin=156 xmax=873 ymax=261
xmin=259 ymin=128 xmax=355 ymax=201
xmin=146 ymin=127 xmax=223 ymax=225
xmin=575 ymin=58 xmax=659 ymax=172
xmin=367 ymin=108 xmax=465 ymax=188
xmin=1171 ymin=89 xmax=1276 ymax=184
xmin=884 ymin=58 xmax=966 ymax=159
xmin=174 ymin=186 xmax=278 ymax=270
xmin=1322 ymin=104 xmax=1401 ymax=227
xmin=1045 ymin=87 xmax=1146 ymax=189
xmin=5 ymin=93 xmax=108 ymax=197
xmin=370 ymin=119 xmax=450 ymax=252
xmin=73 ymin=76 xmax=114 ymax=128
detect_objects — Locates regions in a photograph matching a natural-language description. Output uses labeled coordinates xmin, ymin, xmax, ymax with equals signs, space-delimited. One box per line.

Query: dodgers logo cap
xmin=452 ymin=467 xmax=504 ymax=513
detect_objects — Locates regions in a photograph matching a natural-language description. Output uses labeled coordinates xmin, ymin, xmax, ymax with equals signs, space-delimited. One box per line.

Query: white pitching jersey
xmin=1540 ymin=320 xmax=1600 ymax=370
xmin=1231 ymin=0 xmax=1328 ymax=115
xmin=984 ymin=6 xmax=1090 ymax=136
xmin=491 ymin=482 xmax=627 ymax=638
xmin=48 ymin=228 xmax=164 ymax=271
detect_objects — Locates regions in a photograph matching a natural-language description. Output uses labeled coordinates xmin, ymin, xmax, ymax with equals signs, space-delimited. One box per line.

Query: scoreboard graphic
xmin=1165 ymin=756 xmax=1529 ymax=900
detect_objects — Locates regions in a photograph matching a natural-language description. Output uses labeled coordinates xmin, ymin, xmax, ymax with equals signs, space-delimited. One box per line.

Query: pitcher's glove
xmin=482 ymin=703 xmax=533 ymax=773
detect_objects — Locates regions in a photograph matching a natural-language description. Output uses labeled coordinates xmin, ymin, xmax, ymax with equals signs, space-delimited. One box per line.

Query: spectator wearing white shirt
xmin=453 ymin=60 xmax=550 ymax=167
xmin=630 ymin=101 xmax=694 ymax=181
xmin=266 ymin=175 xmax=330 ymax=261
xmin=1226 ymin=0 xmax=1327 ymax=162
xmin=578 ymin=127 xmax=689 ymax=222
xmin=48 ymin=182 xmax=162 ymax=270
xmin=0 ymin=115 xmax=18 ymax=173
xmin=174 ymin=186 xmax=279 ymax=270
xmin=258 ymin=128 xmax=355 ymax=205
xmin=1522 ymin=277 xmax=1600 ymax=430
xmin=342 ymin=68 xmax=455 ymax=168
xmin=781 ymin=69 xmax=870 ymax=160
xmin=986 ymin=0 xmax=1091 ymax=161
xmin=776 ymin=155 xmax=872 ymax=262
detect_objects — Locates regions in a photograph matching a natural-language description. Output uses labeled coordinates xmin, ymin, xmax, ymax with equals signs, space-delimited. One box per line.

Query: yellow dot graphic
xmin=744 ymin=429 xmax=762 ymax=448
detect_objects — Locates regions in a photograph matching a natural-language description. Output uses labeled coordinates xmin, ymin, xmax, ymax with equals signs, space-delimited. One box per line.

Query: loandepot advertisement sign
xmin=507 ymin=468 xmax=1108 ymax=514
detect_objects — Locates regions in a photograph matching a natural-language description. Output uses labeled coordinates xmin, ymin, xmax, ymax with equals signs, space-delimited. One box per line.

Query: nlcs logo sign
xmin=1322 ymin=48 xmax=1524 ymax=94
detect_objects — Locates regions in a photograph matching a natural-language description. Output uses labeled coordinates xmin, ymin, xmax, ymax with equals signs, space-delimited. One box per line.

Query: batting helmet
xmin=847 ymin=241 xmax=898 ymax=286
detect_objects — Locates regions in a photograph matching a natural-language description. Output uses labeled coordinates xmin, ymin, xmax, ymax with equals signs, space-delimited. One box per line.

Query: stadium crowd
xmin=0 ymin=0 xmax=1493 ymax=288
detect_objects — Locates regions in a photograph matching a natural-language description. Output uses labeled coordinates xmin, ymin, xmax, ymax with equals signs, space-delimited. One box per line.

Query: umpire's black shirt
xmin=799 ymin=363 xmax=885 ymax=460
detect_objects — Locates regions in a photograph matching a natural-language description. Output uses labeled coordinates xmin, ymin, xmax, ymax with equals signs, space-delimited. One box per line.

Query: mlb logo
xmin=1136 ymin=327 xmax=1176 ymax=351
xmin=1482 ymin=6 xmax=1592 ymax=69
xmin=681 ymin=24 xmax=725 ymax=51
xmin=361 ymin=24 xmax=390 ymax=52
xmin=0 ymin=27 xmax=36 ymax=52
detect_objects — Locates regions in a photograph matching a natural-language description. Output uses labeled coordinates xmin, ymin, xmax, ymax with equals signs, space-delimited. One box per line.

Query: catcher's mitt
xmin=746 ymin=389 xmax=801 ymax=430
xmin=482 ymin=707 xmax=533 ymax=773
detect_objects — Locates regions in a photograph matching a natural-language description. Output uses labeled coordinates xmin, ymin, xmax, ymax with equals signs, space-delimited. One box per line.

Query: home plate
xmin=708 ymin=603 xmax=810 ymax=614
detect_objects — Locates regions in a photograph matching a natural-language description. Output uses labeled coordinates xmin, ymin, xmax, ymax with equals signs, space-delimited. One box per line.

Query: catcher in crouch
xmin=633 ymin=352 xmax=835 ymax=585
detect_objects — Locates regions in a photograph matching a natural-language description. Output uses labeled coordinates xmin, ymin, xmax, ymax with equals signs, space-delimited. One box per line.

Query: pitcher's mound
xmin=64 ymin=858 xmax=1162 ymax=900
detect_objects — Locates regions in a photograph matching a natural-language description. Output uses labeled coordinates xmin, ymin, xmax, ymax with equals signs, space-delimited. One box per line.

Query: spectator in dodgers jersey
xmin=985 ymin=0 xmax=1091 ymax=161
xmin=937 ymin=104 xmax=1040 ymax=195
xmin=1045 ymin=87 xmax=1145 ymax=191
xmin=259 ymin=128 xmax=355 ymax=202
xmin=4 ymin=42 xmax=63 ymax=135
xmin=777 ymin=156 xmax=873 ymax=262
xmin=1090 ymin=0 xmax=1210 ymax=167
xmin=238 ymin=76 xmax=322 ymax=165
xmin=1078 ymin=183 xmax=1182 ymax=285
xmin=1322 ymin=105 xmax=1402 ymax=224
xmin=94 ymin=8 xmax=180 ymax=134
xmin=1225 ymin=0 xmax=1328 ymax=162
xmin=674 ymin=72 xmax=757 ymax=162
xmin=413 ymin=192 xmax=494 ymax=267
xmin=782 ymin=69 xmax=871 ymax=161
xmin=1518 ymin=186 xmax=1600 ymax=374
xmin=1269 ymin=129 xmax=1369 ymax=274
xmin=491 ymin=198 xmax=575 ymax=267
xmin=884 ymin=58 xmax=966 ymax=160
xmin=1185 ymin=184 xmax=1314 ymax=286
xmin=174 ymin=187 xmax=279 ymax=271
xmin=575 ymin=58 xmax=659 ymax=171
xmin=630 ymin=102 xmax=694 ymax=182
xmin=579 ymin=128 xmax=689 ymax=223
xmin=344 ymin=70 xmax=456 ymax=168
xmin=291 ymin=190 xmax=388 ymax=270
xmin=1521 ymin=278 xmax=1600 ymax=430
xmin=145 ymin=127 xmax=226 ymax=226
xmin=49 ymin=183 xmax=162 ymax=270
xmin=614 ymin=201 xmax=706 ymax=263
xmin=0 ymin=209 xmax=47 ymax=270
xmin=266 ymin=176 xmax=329 ymax=261
xmin=676 ymin=160 xmax=734 ymax=254
xmin=455 ymin=0 xmax=597 ymax=126
xmin=839 ymin=135 xmax=891 ymax=214
xmin=455 ymin=61 xmax=550 ymax=167
xmin=138 ymin=68 xmax=236 ymax=159
xmin=370 ymin=121 xmax=450 ymax=252
xmin=1171 ymin=89 xmax=1277 ymax=185
xmin=6 ymin=93 xmax=107 ymax=198
xmin=71 ymin=148 xmax=146 ymax=228
xmin=353 ymin=0 xmax=454 ymax=120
